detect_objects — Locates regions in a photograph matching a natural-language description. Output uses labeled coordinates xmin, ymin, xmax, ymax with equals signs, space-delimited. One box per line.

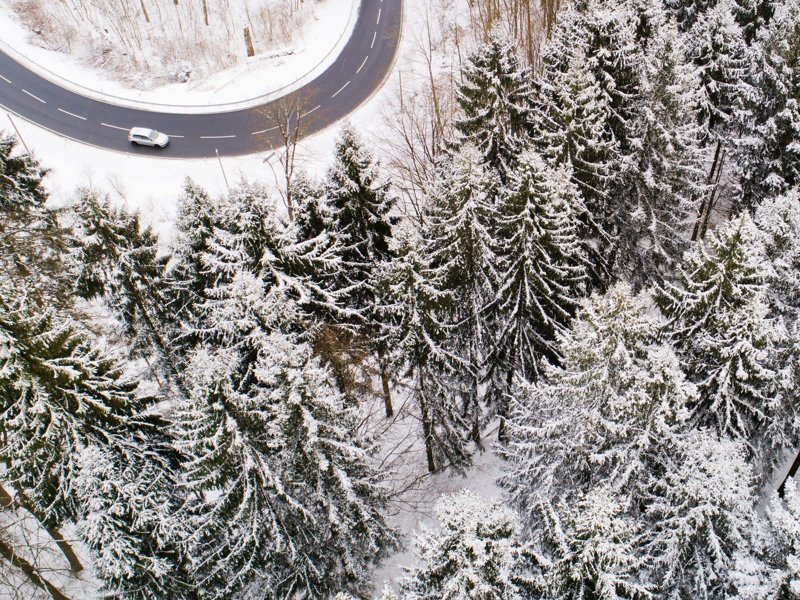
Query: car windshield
xmin=148 ymin=130 xmax=160 ymax=140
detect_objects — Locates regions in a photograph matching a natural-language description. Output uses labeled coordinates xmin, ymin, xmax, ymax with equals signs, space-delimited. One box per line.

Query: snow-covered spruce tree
xmin=0 ymin=134 xmax=73 ymax=309
xmin=664 ymin=0 xmax=719 ymax=31
xmin=736 ymin=0 xmax=800 ymax=210
xmin=398 ymin=490 xmax=531 ymax=600
xmin=72 ymin=190 xmax=181 ymax=389
xmin=195 ymin=181 xmax=337 ymax=349
xmin=687 ymin=1 xmax=753 ymax=142
xmin=499 ymin=283 xmax=695 ymax=522
xmin=612 ymin=20 xmax=706 ymax=287
xmin=759 ymin=478 xmax=800 ymax=597
xmin=485 ymin=150 xmax=587 ymax=439
xmin=539 ymin=488 xmax=650 ymax=599
xmin=174 ymin=334 xmax=395 ymax=599
xmin=532 ymin=0 xmax=643 ymax=287
xmin=164 ymin=178 xmax=222 ymax=355
xmin=383 ymin=224 xmax=472 ymax=473
xmin=320 ymin=126 xmax=398 ymax=410
xmin=645 ymin=431 xmax=758 ymax=598
xmin=731 ymin=0 xmax=775 ymax=42
xmin=453 ymin=30 xmax=533 ymax=184
xmin=422 ymin=144 xmax=500 ymax=446
xmin=754 ymin=188 xmax=800 ymax=322
xmin=75 ymin=423 xmax=192 ymax=600
xmin=657 ymin=215 xmax=797 ymax=479
xmin=322 ymin=126 xmax=396 ymax=316
xmin=0 ymin=276 xmax=136 ymax=528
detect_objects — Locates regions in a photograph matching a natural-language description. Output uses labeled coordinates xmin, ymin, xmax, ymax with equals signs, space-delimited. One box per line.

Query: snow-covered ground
xmin=0 ymin=0 xmax=357 ymax=110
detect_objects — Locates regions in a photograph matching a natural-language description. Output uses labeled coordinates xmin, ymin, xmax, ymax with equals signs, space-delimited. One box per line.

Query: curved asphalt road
xmin=0 ymin=0 xmax=401 ymax=158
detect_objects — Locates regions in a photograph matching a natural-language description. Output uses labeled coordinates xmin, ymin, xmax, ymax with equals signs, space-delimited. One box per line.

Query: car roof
xmin=130 ymin=127 xmax=156 ymax=135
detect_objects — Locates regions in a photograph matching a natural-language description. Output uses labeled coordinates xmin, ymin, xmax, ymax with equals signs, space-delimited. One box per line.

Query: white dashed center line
xmin=166 ymin=134 xmax=185 ymax=138
xmin=200 ymin=135 xmax=237 ymax=139
xmin=357 ymin=55 xmax=369 ymax=74
xmin=377 ymin=8 xmax=382 ymax=24
xmin=58 ymin=108 xmax=86 ymax=121
xmin=332 ymin=81 xmax=351 ymax=98
xmin=101 ymin=122 xmax=129 ymax=131
xmin=301 ymin=105 xmax=321 ymax=118
xmin=251 ymin=126 xmax=279 ymax=135
xmin=21 ymin=89 xmax=45 ymax=104
xmin=0 ymin=74 xmax=11 ymax=84
xmin=371 ymin=31 xmax=377 ymax=48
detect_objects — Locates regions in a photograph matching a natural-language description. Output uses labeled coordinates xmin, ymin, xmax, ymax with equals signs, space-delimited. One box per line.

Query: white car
xmin=128 ymin=127 xmax=169 ymax=148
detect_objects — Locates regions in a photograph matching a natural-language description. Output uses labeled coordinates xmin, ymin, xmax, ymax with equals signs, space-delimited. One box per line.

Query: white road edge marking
xmin=332 ymin=81 xmax=351 ymax=98
xmin=200 ymin=135 xmax=236 ymax=139
xmin=0 ymin=74 xmax=11 ymax=84
xmin=58 ymin=108 xmax=87 ymax=121
xmin=377 ymin=8 xmax=382 ymax=24
xmin=101 ymin=122 xmax=129 ymax=131
xmin=301 ymin=105 xmax=321 ymax=118
xmin=357 ymin=55 xmax=369 ymax=74
xmin=21 ymin=89 xmax=45 ymax=104
xmin=251 ymin=126 xmax=280 ymax=135
xmin=371 ymin=31 xmax=377 ymax=48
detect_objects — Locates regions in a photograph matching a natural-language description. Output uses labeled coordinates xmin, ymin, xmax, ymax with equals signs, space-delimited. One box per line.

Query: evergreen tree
xmin=175 ymin=334 xmax=394 ymax=598
xmin=383 ymin=224 xmax=472 ymax=473
xmin=732 ymin=0 xmax=776 ymax=42
xmin=539 ymin=489 xmax=651 ymax=599
xmin=398 ymin=490 xmax=531 ymax=600
xmin=665 ymin=0 xmax=719 ymax=31
xmin=687 ymin=2 xmax=753 ymax=141
xmin=485 ymin=150 xmax=586 ymax=437
xmin=532 ymin=0 xmax=644 ymax=286
xmin=612 ymin=21 xmax=706 ymax=286
xmin=323 ymin=126 xmax=396 ymax=317
xmin=75 ymin=425 xmax=192 ymax=599
xmin=0 ymin=277 xmax=136 ymax=527
xmin=73 ymin=191 xmax=180 ymax=388
xmin=321 ymin=126 xmax=397 ymax=409
xmin=165 ymin=178 xmax=221 ymax=355
xmin=0 ymin=134 xmax=72 ymax=308
xmin=196 ymin=181 xmax=337 ymax=350
xmin=736 ymin=0 xmax=800 ymax=208
xmin=646 ymin=431 xmax=757 ymax=598
xmin=761 ymin=479 xmax=800 ymax=597
xmin=453 ymin=31 xmax=533 ymax=183
xmin=499 ymin=283 xmax=695 ymax=520
xmin=657 ymin=215 xmax=796 ymax=478
xmin=755 ymin=188 xmax=800 ymax=321
xmin=422 ymin=144 xmax=500 ymax=446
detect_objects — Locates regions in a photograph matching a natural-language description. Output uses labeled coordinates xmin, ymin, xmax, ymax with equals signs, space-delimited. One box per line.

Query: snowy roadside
xmin=0 ymin=0 xmax=358 ymax=112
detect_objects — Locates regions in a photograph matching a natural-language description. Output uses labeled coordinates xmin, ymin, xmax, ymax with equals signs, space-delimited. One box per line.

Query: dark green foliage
xmin=453 ymin=32 xmax=534 ymax=183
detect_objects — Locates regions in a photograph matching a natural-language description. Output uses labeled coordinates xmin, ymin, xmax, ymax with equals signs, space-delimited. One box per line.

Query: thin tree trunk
xmin=691 ymin=141 xmax=723 ymax=242
xmin=419 ymin=369 xmax=437 ymax=473
xmin=378 ymin=348 xmax=393 ymax=418
xmin=202 ymin=0 xmax=209 ymax=25
xmin=779 ymin=451 xmax=800 ymax=497
xmin=0 ymin=485 xmax=84 ymax=574
xmin=0 ymin=537 xmax=71 ymax=600
xmin=138 ymin=0 xmax=151 ymax=22
xmin=244 ymin=25 xmax=256 ymax=57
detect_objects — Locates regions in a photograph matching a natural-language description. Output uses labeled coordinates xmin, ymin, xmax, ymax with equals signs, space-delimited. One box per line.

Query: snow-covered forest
xmin=4 ymin=0 xmax=332 ymax=84
xmin=2 ymin=0 xmax=800 ymax=595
